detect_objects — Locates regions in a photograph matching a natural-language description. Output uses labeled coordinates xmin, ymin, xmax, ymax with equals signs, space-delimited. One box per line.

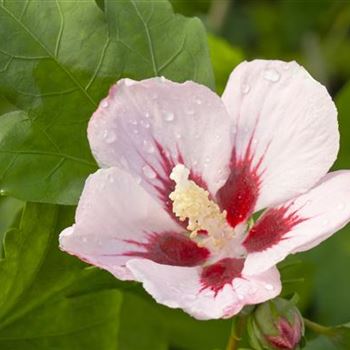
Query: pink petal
xmin=59 ymin=167 xmax=188 ymax=280
xmin=88 ymin=78 xmax=233 ymax=216
xmin=220 ymin=60 xmax=338 ymax=225
xmin=127 ymin=258 xmax=281 ymax=320
xmin=243 ymin=171 xmax=350 ymax=275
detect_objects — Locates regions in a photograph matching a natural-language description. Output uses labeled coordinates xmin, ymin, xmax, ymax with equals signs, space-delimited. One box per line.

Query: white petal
xmin=243 ymin=171 xmax=350 ymax=275
xmin=221 ymin=60 xmax=339 ymax=213
xmin=59 ymin=167 xmax=182 ymax=280
xmin=127 ymin=259 xmax=281 ymax=320
xmin=88 ymin=78 xmax=233 ymax=212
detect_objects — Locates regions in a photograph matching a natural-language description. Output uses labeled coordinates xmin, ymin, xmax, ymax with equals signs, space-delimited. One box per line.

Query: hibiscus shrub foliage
xmin=1 ymin=0 xmax=350 ymax=349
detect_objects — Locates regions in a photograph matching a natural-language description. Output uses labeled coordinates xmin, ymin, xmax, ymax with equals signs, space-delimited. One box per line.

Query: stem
xmin=303 ymin=318 xmax=334 ymax=336
xmin=226 ymin=316 xmax=247 ymax=350
xmin=207 ymin=0 xmax=231 ymax=34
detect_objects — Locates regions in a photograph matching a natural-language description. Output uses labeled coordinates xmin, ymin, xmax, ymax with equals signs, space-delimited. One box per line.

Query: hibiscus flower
xmin=59 ymin=60 xmax=350 ymax=320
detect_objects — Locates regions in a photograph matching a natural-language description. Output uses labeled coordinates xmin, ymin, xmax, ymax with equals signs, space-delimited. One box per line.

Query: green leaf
xmin=119 ymin=292 xmax=168 ymax=350
xmin=0 ymin=95 xmax=16 ymax=115
xmin=118 ymin=291 xmax=231 ymax=350
xmin=0 ymin=202 xmax=122 ymax=349
xmin=330 ymin=323 xmax=350 ymax=349
xmin=304 ymin=322 xmax=350 ymax=350
xmin=0 ymin=0 xmax=214 ymax=205
xmin=0 ymin=196 xmax=23 ymax=256
xmin=303 ymin=336 xmax=337 ymax=350
xmin=208 ymin=33 xmax=244 ymax=94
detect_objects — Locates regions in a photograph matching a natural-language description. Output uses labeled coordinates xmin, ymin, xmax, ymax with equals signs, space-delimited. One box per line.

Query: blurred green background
xmin=1 ymin=0 xmax=350 ymax=349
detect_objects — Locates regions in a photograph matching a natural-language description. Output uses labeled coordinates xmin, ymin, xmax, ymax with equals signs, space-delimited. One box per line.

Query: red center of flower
xmin=124 ymin=232 xmax=210 ymax=267
xmin=200 ymin=258 xmax=245 ymax=295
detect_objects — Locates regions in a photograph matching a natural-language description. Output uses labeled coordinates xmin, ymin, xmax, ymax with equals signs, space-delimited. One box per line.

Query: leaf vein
xmin=0 ymin=3 xmax=97 ymax=107
xmin=130 ymin=0 xmax=159 ymax=75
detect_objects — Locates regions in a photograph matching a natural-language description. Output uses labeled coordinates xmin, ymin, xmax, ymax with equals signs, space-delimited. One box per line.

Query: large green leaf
xmin=0 ymin=202 xmax=122 ymax=349
xmin=304 ymin=322 xmax=350 ymax=350
xmin=0 ymin=95 xmax=15 ymax=115
xmin=119 ymin=291 xmax=231 ymax=350
xmin=0 ymin=0 xmax=214 ymax=205
xmin=0 ymin=196 xmax=23 ymax=256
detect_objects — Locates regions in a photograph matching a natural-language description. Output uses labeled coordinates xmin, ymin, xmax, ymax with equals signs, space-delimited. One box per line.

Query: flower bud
xmin=248 ymin=297 xmax=304 ymax=350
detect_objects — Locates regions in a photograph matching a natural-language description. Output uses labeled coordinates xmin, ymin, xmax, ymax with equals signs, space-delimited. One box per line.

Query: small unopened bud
xmin=248 ymin=297 xmax=304 ymax=350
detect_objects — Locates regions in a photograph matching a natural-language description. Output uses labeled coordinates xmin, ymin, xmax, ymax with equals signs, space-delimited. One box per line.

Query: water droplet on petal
xmin=135 ymin=176 xmax=142 ymax=185
xmin=101 ymin=99 xmax=109 ymax=108
xmin=133 ymin=129 xmax=139 ymax=134
xmin=164 ymin=111 xmax=175 ymax=122
xmin=81 ymin=237 xmax=87 ymax=243
xmin=263 ymin=68 xmax=280 ymax=82
xmin=242 ymin=84 xmax=250 ymax=94
xmin=282 ymin=63 xmax=290 ymax=70
xmin=104 ymin=130 xmax=116 ymax=143
xmin=143 ymin=140 xmax=155 ymax=154
xmin=124 ymin=78 xmax=136 ymax=86
xmin=186 ymin=108 xmax=195 ymax=115
xmin=142 ymin=165 xmax=157 ymax=179
xmin=265 ymin=284 xmax=274 ymax=291
xmin=107 ymin=172 xmax=115 ymax=183
xmin=145 ymin=112 xmax=151 ymax=118
xmin=249 ymin=285 xmax=257 ymax=295
xmin=175 ymin=131 xmax=182 ymax=139
xmin=337 ymin=203 xmax=345 ymax=210
xmin=140 ymin=120 xmax=150 ymax=128
xmin=131 ymin=120 xmax=138 ymax=126
xmin=194 ymin=97 xmax=202 ymax=105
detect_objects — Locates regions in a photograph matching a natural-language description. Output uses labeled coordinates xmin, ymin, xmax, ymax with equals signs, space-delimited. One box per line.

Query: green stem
xmin=207 ymin=0 xmax=231 ymax=33
xmin=226 ymin=316 xmax=247 ymax=350
xmin=303 ymin=318 xmax=334 ymax=336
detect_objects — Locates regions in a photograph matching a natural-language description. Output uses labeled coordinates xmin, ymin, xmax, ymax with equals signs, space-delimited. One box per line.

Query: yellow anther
xmin=169 ymin=164 xmax=234 ymax=248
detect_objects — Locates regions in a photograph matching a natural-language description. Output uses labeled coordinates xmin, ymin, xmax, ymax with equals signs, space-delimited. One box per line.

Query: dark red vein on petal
xmin=124 ymin=232 xmax=210 ymax=267
xmin=217 ymin=137 xmax=264 ymax=228
xmin=200 ymin=258 xmax=245 ymax=296
xmin=243 ymin=205 xmax=306 ymax=253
